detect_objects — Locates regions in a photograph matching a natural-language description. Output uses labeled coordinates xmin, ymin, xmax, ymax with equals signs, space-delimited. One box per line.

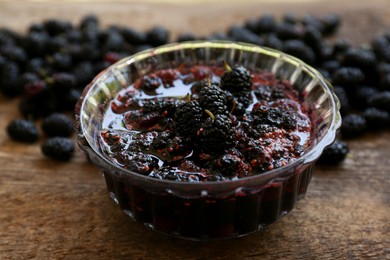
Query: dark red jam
xmin=99 ymin=64 xmax=313 ymax=182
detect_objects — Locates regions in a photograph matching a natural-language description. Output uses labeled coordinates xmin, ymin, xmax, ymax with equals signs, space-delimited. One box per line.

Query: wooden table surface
xmin=1 ymin=1 xmax=389 ymax=259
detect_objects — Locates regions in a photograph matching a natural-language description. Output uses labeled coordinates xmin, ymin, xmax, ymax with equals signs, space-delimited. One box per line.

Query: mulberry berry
xmin=198 ymin=83 xmax=229 ymax=116
xmin=341 ymin=114 xmax=366 ymax=138
xmin=41 ymin=137 xmax=75 ymax=161
xmin=142 ymin=98 xmax=183 ymax=117
xmin=363 ymin=107 xmax=390 ymax=129
xmin=342 ymin=48 xmax=376 ymax=69
xmin=276 ymin=23 xmax=303 ymax=40
xmin=220 ymin=64 xmax=252 ymax=92
xmin=245 ymin=14 xmax=276 ymax=34
xmin=371 ymin=35 xmax=390 ymax=62
xmin=120 ymin=27 xmax=147 ymax=45
xmin=317 ymin=140 xmax=349 ymax=165
xmin=42 ymin=113 xmax=74 ymax=137
xmin=332 ymin=39 xmax=351 ymax=57
xmin=174 ymin=100 xmax=203 ymax=137
xmin=7 ymin=119 xmax=39 ymax=143
xmin=227 ymin=26 xmax=264 ymax=46
xmin=367 ymin=91 xmax=390 ymax=112
xmin=121 ymin=151 xmax=159 ymax=174
xmin=146 ymin=26 xmax=170 ymax=47
xmin=199 ymin=112 xmax=234 ymax=154
xmin=332 ymin=67 xmax=365 ymax=87
xmin=0 ymin=61 xmax=21 ymax=97
xmin=333 ymin=86 xmax=350 ymax=114
xmin=282 ymin=40 xmax=316 ymax=64
xmin=320 ymin=14 xmax=341 ymax=36
xmin=351 ymin=86 xmax=378 ymax=109
xmin=139 ymin=74 xmax=162 ymax=92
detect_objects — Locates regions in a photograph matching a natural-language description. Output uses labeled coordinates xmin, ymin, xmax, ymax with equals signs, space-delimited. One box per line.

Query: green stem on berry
xmin=185 ymin=93 xmax=191 ymax=102
xmin=204 ymin=109 xmax=215 ymax=120
xmin=206 ymin=76 xmax=212 ymax=87
xmin=45 ymin=77 xmax=54 ymax=85
xmin=223 ymin=61 xmax=232 ymax=72
xmin=230 ymin=100 xmax=237 ymax=114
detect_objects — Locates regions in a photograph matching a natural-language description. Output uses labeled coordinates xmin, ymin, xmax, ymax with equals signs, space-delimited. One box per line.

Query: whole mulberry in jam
xmin=100 ymin=63 xmax=313 ymax=182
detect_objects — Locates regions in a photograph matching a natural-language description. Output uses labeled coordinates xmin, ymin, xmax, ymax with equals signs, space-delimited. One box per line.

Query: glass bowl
xmin=75 ymin=41 xmax=341 ymax=240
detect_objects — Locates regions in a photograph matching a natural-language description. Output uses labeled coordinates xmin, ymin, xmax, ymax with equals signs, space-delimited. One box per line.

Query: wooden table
xmin=1 ymin=1 xmax=389 ymax=259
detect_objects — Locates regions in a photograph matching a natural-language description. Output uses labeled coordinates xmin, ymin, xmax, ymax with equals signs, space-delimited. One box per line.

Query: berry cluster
xmin=1 ymin=16 xmax=171 ymax=160
xmin=100 ymin=64 xmax=312 ymax=181
xmin=6 ymin=114 xmax=75 ymax=160
xmin=3 ymin=13 xmax=390 ymax=166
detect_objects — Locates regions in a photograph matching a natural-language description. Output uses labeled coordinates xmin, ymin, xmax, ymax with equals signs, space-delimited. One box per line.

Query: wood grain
xmin=0 ymin=1 xmax=389 ymax=259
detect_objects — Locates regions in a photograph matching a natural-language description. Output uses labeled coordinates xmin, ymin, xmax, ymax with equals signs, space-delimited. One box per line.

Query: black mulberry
xmin=220 ymin=64 xmax=252 ymax=92
xmin=7 ymin=119 xmax=39 ymax=143
xmin=41 ymin=137 xmax=75 ymax=161
xmin=199 ymin=112 xmax=234 ymax=154
xmin=341 ymin=114 xmax=366 ymax=138
xmin=42 ymin=113 xmax=74 ymax=137
xmin=317 ymin=140 xmax=349 ymax=165
xmin=174 ymin=100 xmax=203 ymax=138
xmin=198 ymin=83 xmax=229 ymax=116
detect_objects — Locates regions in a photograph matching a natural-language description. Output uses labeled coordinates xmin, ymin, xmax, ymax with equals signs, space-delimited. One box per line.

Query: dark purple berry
xmin=139 ymin=74 xmax=162 ymax=93
xmin=227 ymin=26 xmax=264 ymax=46
xmin=23 ymin=32 xmax=48 ymax=57
xmin=43 ymin=19 xmax=72 ymax=36
xmin=321 ymin=60 xmax=340 ymax=74
xmin=221 ymin=65 xmax=252 ymax=92
xmin=50 ymin=72 xmax=76 ymax=91
xmin=146 ymin=26 xmax=170 ymax=47
xmin=41 ymin=137 xmax=75 ymax=161
xmin=276 ymin=23 xmax=303 ymax=40
xmin=303 ymin=26 xmax=324 ymax=60
xmin=341 ymin=48 xmax=377 ymax=69
xmin=263 ymin=34 xmax=283 ymax=50
xmin=61 ymin=88 xmax=82 ymax=111
xmin=351 ymin=86 xmax=378 ymax=109
xmin=333 ymin=86 xmax=350 ymax=115
xmin=372 ymin=35 xmax=390 ymax=62
xmin=0 ymin=61 xmax=20 ymax=97
xmin=47 ymin=52 xmax=73 ymax=71
xmin=6 ymin=119 xmax=39 ymax=143
xmin=302 ymin=14 xmax=323 ymax=32
xmin=320 ymin=14 xmax=341 ymax=36
xmin=174 ymin=100 xmax=203 ymax=138
xmin=198 ymin=83 xmax=229 ymax=116
xmin=44 ymin=36 xmax=68 ymax=54
xmin=72 ymin=61 xmax=95 ymax=87
xmin=42 ymin=113 xmax=74 ymax=137
xmin=367 ymin=91 xmax=390 ymax=112
xmin=120 ymin=27 xmax=147 ymax=45
xmin=363 ymin=107 xmax=390 ymax=129
xmin=245 ymin=14 xmax=276 ymax=34
xmin=332 ymin=67 xmax=365 ymax=87
xmin=20 ymin=80 xmax=57 ymax=118
xmin=0 ymin=45 xmax=28 ymax=64
xmin=341 ymin=114 xmax=366 ymax=138
xmin=80 ymin=15 xmax=99 ymax=30
xmin=282 ymin=40 xmax=316 ymax=64
xmin=332 ymin=39 xmax=351 ymax=57
xmin=317 ymin=140 xmax=349 ymax=165
xmin=199 ymin=113 xmax=234 ymax=154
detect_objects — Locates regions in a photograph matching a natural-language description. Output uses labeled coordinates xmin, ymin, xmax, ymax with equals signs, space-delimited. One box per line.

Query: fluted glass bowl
xmin=75 ymin=41 xmax=341 ymax=240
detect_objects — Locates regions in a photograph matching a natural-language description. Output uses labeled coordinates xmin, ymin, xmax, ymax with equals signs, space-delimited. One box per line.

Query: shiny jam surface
xmin=99 ymin=64 xmax=313 ymax=182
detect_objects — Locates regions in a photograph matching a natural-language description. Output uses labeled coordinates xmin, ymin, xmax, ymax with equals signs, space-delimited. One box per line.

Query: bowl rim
xmin=76 ymin=40 xmax=341 ymax=187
